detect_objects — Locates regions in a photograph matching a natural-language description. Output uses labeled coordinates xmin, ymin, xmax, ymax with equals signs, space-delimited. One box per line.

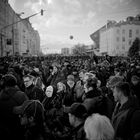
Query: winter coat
xmin=63 ymin=83 xmax=76 ymax=106
xmin=47 ymin=71 xmax=64 ymax=88
xmin=82 ymin=88 xmax=101 ymax=101
xmin=112 ymin=96 xmax=140 ymax=140
xmin=0 ymin=86 xmax=28 ymax=140
xmin=130 ymin=82 xmax=140 ymax=104
xmin=24 ymin=125 xmax=47 ymax=140
xmin=74 ymin=80 xmax=85 ymax=102
xmin=25 ymin=84 xmax=45 ymax=102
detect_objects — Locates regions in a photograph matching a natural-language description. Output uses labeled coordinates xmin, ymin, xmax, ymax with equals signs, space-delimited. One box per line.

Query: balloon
xmin=70 ymin=35 xmax=73 ymax=40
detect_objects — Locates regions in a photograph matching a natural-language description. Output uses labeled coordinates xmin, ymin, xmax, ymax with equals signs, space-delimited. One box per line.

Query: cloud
xmin=47 ymin=0 xmax=53 ymax=4
xmin=9 ymin=0 xmax=139 ymax=53
xmin=9 ymin=0 xmax=16 ymax=9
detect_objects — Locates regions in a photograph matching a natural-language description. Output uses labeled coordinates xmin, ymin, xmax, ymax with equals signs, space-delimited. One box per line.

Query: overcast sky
xmin=9 ymin=0 xmax=140 ymax=54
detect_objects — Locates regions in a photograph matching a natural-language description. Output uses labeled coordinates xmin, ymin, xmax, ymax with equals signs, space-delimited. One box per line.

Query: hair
xmin=85 ymin=72 xmax=95 ymax=79
xmin=107 ymin=76 xmax=124 ymax=89
xmin=2 ymin=74 xmax=17 ymax=87
xmin=57 ymin=82 xmax=66 ymax=93
xmin=79 ymin=69 xmax=87 ymax=74
xmin=115 ymin=82 xmax=130 ymax=97
xmin=85 ymin=77 xmax=98 ymax=89
xmin=84 ymin=113 xmax=114 ymax=140
xmin=23 ymin=74 xmax=34 ymax=80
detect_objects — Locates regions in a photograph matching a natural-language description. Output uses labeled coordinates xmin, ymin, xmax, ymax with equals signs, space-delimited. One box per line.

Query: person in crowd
xmin=83 ymin=76 xmax=114 ymax=118
xmin=60 ymin=102 xmax=87 ymax=140
xmin=14 ymin=100 xmax=47 ymax=140
xmin=82 ymin=77 xmax=101 ymax=101
xmin=74 ymin=69 xmax=87 ymax=102
xmin=130 ymin=75 xmax=140 ymax=103
xmin=84 ymin=113 xmax=114 ymax=140
xmin=0 ymin=74 xmax=28 ymax=140
xmin=111 ymin=81 xmax=140 ymax=140
xmin=47 ymin=65 xmax=64 ymax=88
xmin=30 ymin=68 xmax=45 ymax=91
xmin=72 ymin=67 xmax=79 ymax=82
xmin=107 ymin=75 xmax=124 ymax=91
xmin=42 ymin=85 xmax=55 ymax=111
xmin=63 ymin=75 xmax=76 ymax=106
xmin=106 ymin=75 xmax=124 ymax=101
xmin=56 ymin=82 xmax=66 ymax=108
xmin=42 ymin=85 xmax=58 ymax=129
xmin=7 ymin=65 xmax=25 ymax=91
xmin=61 ymin=61 xmax=72 ymax=79
xmin=23 ymin=74 xmax=45 ymax=102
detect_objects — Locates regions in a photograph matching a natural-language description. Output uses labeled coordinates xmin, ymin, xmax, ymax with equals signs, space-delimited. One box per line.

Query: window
xmin=129 ymin=40 xmax=132 ymax=46
xmin=116 ymin=46 xmax=119 ymax=49
xmin=122 ymin=45 xmax=125 ymax=50
xmin=117 ymin=29 xmax=120 ymax=34
xmin=136 ymin=30 xmax=139 ymax=35
xmin=122 ymin=37 xmax=125 ymax=42
xmin=116 ymin=37 xmax=120 ymax=42
xmin=122 ymin=29 xmax=125 ymax=34
xmin=129 ymin=29 xmax=132 ymax=38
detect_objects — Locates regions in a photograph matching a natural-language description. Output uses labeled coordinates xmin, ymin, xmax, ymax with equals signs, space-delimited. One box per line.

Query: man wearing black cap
xmin=61 ymin=102 xmax=87 ymax=140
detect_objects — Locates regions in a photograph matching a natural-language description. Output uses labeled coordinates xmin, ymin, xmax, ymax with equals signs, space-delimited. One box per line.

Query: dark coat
xmin=82 ymin=88 xmax=101 ymax=101
xmin=130 ymin=82 xmax=140 ymax=104
xmin=63 ymin=83 xmax=76 ymax=106
xmin=25 ymin=84 xmax=45 ymax=102
xmin=47 ymin=71 xmax=64 ymax=88
xmin=24 ymin=126 xmax=47 ymax=140
xmin=0 ymin=86 xmax=28 ymax=140
xmin=82 ymin=89 xmax=114 ymax=118
xmin=54 ymin=123 xmax=86 ymax=140
xmin=112 ymin=96 xmax=140 ymax=140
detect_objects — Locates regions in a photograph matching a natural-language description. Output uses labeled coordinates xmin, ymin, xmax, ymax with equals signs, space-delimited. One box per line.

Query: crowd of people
xmin=0 ymin=55 xmax=140 ymax=140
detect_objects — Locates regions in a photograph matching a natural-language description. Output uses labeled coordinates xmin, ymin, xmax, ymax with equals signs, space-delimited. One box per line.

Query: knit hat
xmin=2 ymin=74 xmax=17 ymax=87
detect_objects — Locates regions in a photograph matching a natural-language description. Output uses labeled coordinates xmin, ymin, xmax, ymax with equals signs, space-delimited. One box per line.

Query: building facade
xmin=0 ymin=0 xmax=40 ymax=57
xmin=61 ymin=48 xmax=70 ymax=56
xmin=90 ymin=15 xmax=140 ymax=56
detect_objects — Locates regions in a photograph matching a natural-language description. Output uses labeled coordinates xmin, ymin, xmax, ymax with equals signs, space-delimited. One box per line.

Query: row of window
xmin=116 ymin=37 xmax=125 ymax=42
xmin=117 ymin=29 xmax=139 ymax=37
xmin=116 ymin=45 xmax=126 ymax=50
xmin=116 ymin=37 xmax=132 ymax=45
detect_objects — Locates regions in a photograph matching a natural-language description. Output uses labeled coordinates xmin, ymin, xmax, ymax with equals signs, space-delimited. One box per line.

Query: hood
xmin=0 ymin=86 xmax=19 ymax=100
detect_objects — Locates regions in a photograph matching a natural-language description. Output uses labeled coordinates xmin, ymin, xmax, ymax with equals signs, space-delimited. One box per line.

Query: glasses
xmin=24 ymin=80 xmax=31 ymax=83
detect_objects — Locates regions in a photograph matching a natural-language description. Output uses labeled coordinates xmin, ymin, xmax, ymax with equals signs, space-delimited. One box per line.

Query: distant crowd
xmin=0 ymin=55 xmax=140 ymax=140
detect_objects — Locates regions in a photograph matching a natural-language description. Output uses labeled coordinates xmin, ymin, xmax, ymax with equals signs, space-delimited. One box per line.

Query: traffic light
xmin=41 ymin=9 xmax=43 ymax=16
